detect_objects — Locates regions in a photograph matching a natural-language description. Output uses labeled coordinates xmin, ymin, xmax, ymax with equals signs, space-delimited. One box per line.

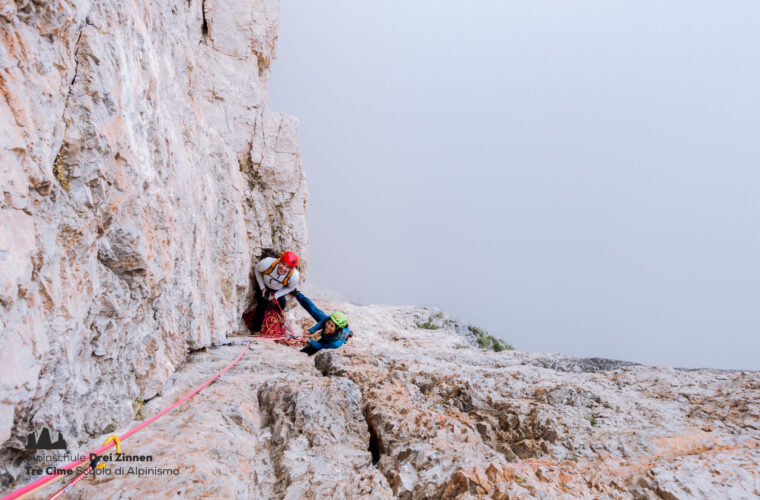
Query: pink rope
xmin=3 ymin=341 xmax=251 ymax=500
xmin=47 ymin=463 xmax=94 ymax=500
xmin=273 ymin=297 xmax=297 ymax=338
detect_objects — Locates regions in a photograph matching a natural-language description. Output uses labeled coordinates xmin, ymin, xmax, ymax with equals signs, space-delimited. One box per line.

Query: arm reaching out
xmin=309 ymin=317 xmax=328 ymax=334
xmin=308 ymin=338 xmax=346 ymax=351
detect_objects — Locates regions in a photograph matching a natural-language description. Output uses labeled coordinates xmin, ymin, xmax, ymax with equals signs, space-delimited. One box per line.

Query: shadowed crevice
xmin=200 ymin=0 xmax=208 ymax=38
xmin=362 ymin=405 xmax=382 ymax=466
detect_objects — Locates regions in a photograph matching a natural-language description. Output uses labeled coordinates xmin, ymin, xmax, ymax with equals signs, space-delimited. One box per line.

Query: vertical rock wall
xmin=0 ymin=0 xmax=307 ymax=453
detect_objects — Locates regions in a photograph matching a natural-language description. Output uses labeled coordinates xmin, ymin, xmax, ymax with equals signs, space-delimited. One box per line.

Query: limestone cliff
xmin=0 ymin=0 xmax=307 ymax=461
xmin=3 ymin=2 xmax=759 ymax=499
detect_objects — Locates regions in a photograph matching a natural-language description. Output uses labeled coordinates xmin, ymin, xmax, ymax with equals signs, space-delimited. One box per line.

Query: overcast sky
xmin=269 ymin=0 xmax=760 ymax=370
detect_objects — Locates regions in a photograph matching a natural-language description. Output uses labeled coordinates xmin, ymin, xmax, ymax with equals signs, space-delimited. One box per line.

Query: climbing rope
xmin=216 ymin=340 xmax=254 ymax=347
xmin=279 ymin=334 xmax=308 ymax=347
xmin=46 ymin=456 xmax=100 ymax=500
xmin=272 ymin=297 xmax=310 ymax=346
xmin=261 ymin=304 xmax=287 ymax=338
xmin=256 ymin=301 xmax=308 ymax=347
xmin=273 ymin=299 xmax=296 ymax=337
xmin=4 ymin=341 xmax=251 ymax=500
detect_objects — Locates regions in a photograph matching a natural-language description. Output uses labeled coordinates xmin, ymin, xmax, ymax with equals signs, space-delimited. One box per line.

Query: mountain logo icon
xmin=25 ymin=427 xmax=67 ymax=450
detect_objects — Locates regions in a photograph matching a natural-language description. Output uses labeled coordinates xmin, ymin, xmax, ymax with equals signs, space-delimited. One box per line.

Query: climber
xmin=242 ymin=251 xmax=300 ymax=334
xmin=294 ymin=290 xmax=351 ymax=355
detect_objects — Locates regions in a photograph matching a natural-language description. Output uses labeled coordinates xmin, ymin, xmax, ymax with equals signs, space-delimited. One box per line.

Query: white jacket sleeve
xmin=254 ymin=257 xmax=274 ymax=290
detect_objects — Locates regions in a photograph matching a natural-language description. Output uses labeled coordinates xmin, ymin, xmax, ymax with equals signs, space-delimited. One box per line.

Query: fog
xmin=269 ymin=0 xmax=760 ymax=369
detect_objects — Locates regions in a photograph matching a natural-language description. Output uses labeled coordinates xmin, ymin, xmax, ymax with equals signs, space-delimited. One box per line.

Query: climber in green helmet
xmin=293 ymin=291 xmax=351 ymax=355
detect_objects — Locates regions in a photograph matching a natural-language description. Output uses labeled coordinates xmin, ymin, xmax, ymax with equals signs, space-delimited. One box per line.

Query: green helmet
xmin=330 ymin=311 xmax=348 ymax=328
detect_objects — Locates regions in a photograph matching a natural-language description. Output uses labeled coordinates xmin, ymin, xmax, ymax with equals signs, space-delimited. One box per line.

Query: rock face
xmin=4 ymin=300 xmax=756 ymax=499
xmin=0 ymin=0 xmax=307 ymax=461
xmin=2 ymin=1 xmax=759 ymax=498
xmin=333 ymin=305 xmax=760 ymax=499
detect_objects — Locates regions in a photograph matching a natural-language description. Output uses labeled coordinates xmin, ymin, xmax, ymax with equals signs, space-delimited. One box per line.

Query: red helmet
xmin=281 ymin=251 xmax=299 ymax=268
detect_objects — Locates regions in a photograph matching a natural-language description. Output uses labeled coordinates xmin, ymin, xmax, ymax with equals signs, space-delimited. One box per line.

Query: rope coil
xmin=261 ymin=302 xmax=308 ymax=346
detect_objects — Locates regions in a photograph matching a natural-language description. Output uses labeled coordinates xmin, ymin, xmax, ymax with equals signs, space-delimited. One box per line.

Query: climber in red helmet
xmin=242 ymin=251 xmax=300 ymax=334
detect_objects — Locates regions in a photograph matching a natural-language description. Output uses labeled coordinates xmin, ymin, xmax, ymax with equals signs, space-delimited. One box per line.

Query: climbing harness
xmin=4 ymin=341 xmax=252 ymax=500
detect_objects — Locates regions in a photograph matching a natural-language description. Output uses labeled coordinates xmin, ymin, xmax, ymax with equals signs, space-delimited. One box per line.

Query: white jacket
xmin=254 ymin=257 xmax=300 ymax=299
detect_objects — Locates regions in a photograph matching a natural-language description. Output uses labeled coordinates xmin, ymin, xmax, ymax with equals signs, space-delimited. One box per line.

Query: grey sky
xmin=269 ymin=0 xmax=760 ymax=369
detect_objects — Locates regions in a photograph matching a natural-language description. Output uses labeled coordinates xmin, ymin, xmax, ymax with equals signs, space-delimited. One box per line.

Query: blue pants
xmin=295 ymin=292 xmax=346 ymax=353
xmin=295 ymin=291 xmax=328 ymax=323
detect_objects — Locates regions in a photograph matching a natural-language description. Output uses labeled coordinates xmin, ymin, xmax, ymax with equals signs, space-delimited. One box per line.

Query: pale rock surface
xmin=2 ymin=0 xmax=759 ymax=498
xmin=6 ymin=299 xmax=757 ymax=499
xmin=0 ymin=0 xmax=307 ymax=467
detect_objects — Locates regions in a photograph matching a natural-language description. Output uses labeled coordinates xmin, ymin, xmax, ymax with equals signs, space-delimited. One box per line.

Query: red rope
xmin=242 ymin=295 xmax=306 ymax=347
xmin=260 ymin=305 xmax=286 ymax=338
xmin=46 ymin=463 xmax=94 ymax=500
xmin=280 ymin=334 xmax=308 ymax=347
xmin=4 ymin=341 xmax=251 ymax=500
xmin=262 ymin=300 xmax=307 ymax=346
xmin=273 ymin=297 xmax=298 ymax=338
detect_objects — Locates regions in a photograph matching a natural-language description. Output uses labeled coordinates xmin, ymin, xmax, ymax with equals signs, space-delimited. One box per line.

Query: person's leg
xmin=249 ymin=296 xmax=270 ymax=333
xmin=300 ymin=344 xmax=318 ymax=355
xmin=294 ymin=291 xmax=328 ymax=322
